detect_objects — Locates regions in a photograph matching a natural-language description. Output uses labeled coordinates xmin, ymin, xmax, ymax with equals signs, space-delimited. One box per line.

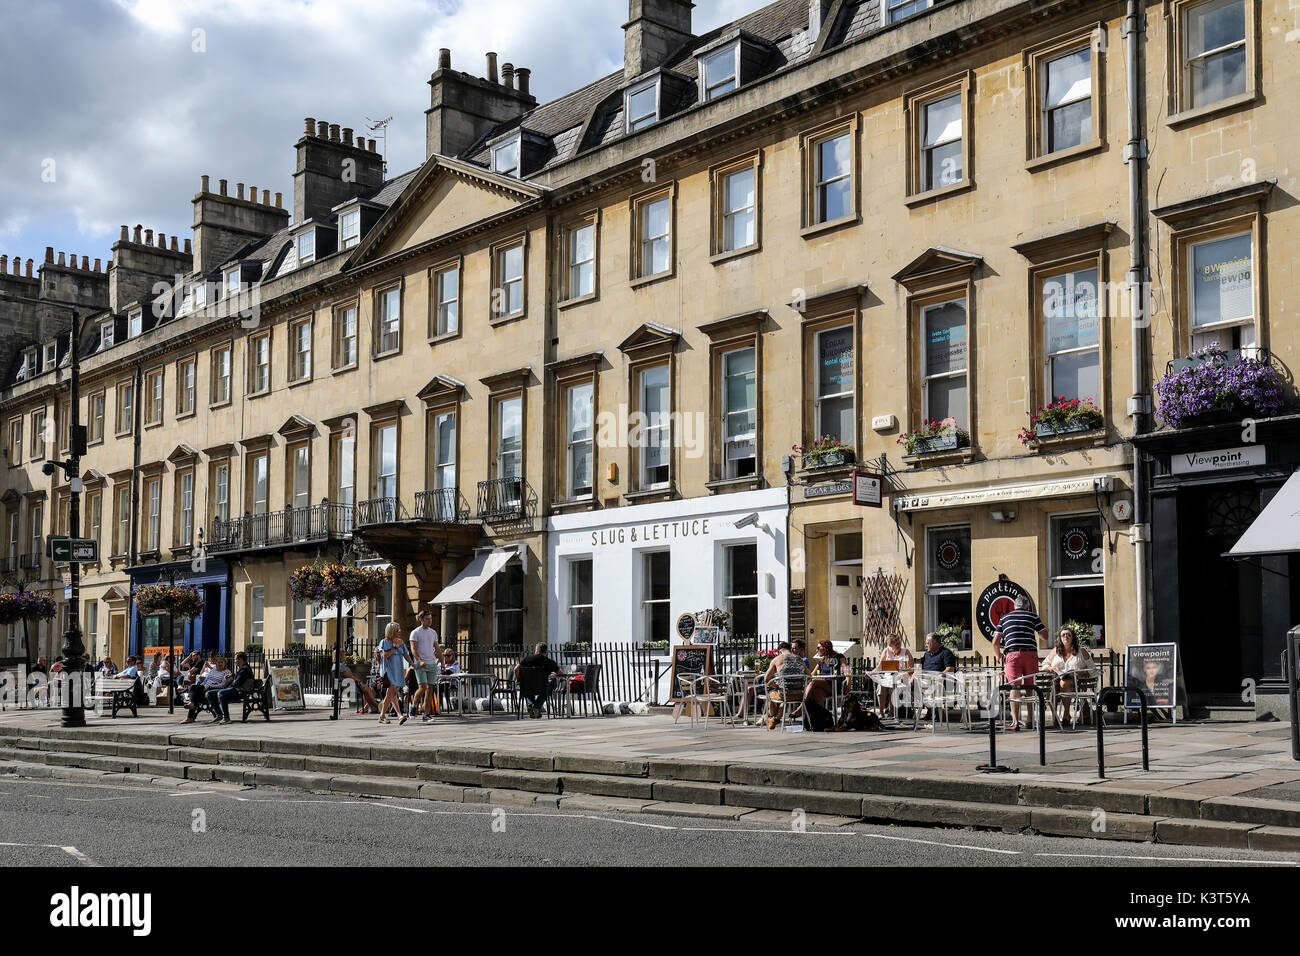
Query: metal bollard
xmin=1095 ymin=686 xmax=1150 ymax=778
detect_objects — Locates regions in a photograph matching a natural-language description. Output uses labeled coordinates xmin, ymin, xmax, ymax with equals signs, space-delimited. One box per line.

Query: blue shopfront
xmin=127 ymin=560 xmax=233 ymax=659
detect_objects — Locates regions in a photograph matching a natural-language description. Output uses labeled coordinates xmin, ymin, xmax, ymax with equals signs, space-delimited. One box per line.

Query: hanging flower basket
xmin=1018 ymin=397 xmax=1104 ymax=446
xmin=1154 ymin=346 xmax=1286 ymax=430
xmin=135 ymin=583 xmax=204 ymax=620
xmin=0 ymin=591 xmax=57 ymax=625
xmin=289 ymin=561 xmax=389 ymax=605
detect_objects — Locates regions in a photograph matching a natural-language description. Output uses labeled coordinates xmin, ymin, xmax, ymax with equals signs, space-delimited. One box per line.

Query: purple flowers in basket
xmin=0 ymin=590 xmax=57 ymax=624
xmin=135 ymin=583 xmax=204 ymax=619
xmin=1154 ymin=346 xmax=1286 ymax=430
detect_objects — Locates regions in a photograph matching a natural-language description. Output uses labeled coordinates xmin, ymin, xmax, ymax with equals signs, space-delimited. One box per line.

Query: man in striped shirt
xmin=992 ymin=594 xmax=1047 ymax=730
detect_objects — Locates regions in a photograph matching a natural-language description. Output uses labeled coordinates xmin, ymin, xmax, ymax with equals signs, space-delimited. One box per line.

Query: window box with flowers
xmin=1018 ymin=397 xmax=1105 ymax=446
xmin=639 ymin=640 xmax=671 ymax=657
xmin=793 ymin=437 xmax=856 ymax=471
xmin=741 ymin=648 xmax=780 ymax=673
xmin=1154 ymin=346 xmax=1286 ymax=430
xmin=897 ymin=418 xmax=971 ymax=459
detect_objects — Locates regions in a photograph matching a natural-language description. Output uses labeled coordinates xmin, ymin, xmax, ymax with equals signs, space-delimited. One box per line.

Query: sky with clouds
xmin=0 ymin=0 xmax=757 ymax=269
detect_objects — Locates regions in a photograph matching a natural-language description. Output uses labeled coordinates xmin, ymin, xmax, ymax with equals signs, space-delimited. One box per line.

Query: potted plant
xmin=561 ymin=641 xmax=591 ymax=657
xmin=0 ymin=588 xmax=57 ymax=665
xmin=1060 ymin=619 xmax=1096 ymax=649
xmin=897 ymin=418 xmax=971 ymax=456
xmin=934 ymin=622 xmax=964 ymax=651
xmin=1019 ymin=397 xmax=1104 ymax=445
xmin=741 ymin=648 xmax=779 ymax=673
xmin=639 ymin=640 xmax=670 ymax=656
xmin=792 ymin=437 xmax=855 ymax=470
xmin=1154 ymin=345 xmax=1286 ymax=429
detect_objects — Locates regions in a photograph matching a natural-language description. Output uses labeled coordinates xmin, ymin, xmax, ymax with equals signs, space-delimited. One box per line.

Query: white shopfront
xmin=546 ymin=488 xmax=789 ymax=651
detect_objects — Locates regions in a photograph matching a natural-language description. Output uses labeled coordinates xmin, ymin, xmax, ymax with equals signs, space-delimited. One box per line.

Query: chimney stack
xmin=293 ymin=116 xmax=384 ymax=223
xmin=425 ymin=47 xmax=536 ymax=159
xmin=623 ymin=0 xmax=694 ymax=81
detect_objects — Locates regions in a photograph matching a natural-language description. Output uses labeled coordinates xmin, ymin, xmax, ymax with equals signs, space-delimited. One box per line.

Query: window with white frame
xmin=432 ymin=410 xmax=456 ymax=492
xmin=495 ymin=395 xmax=523 ymax=489
xmin=492 ymin=138 xmax=520 ymax=178
xmin=177 ymin=358 xmax=196 ymax=415
xmin=1049 ymin=513 xmax=1105 ymax=647
xmin=100 ymin=319 xmax=115 ymax=349
xmin=332 ymin=429 xmax=355 ymax=529
xmin=212 ymin=461 xmax=230 ymax=522
xmin=925 ymin=524 xmax=971 ymax=641
xmin=290 ymin=318 xmax=312 ymax=381
xmin=1042 ymin=46 xmax=1092 ymax=153
xmin=722 ymin=346 xmax=757 ymax=478
xmin=177 ymin=470 xmax=194 ymax=545
xmin=641 ymin=551 xmax=671 ymax=643
xmin=813 ymin=131 xmax=852 ymax=224
xmin=291 ymin=596 xmax=309 ymax=645
xmin=128 ymin=307 xmax=143 ymax=339
xmin=494 ymin=243 xmax=524 ymax=317
xmin=887 ymin=0 xmax=934 ymax=22
xmin=814 ymin=326 xmax=854 ymax=446
xmin=249 ymin=585 xmax=265 ymax=644
xmin=225 ymin=267 xmax=242 ymax=298
xmin=192 ymin=282 xmax=207 ymax=311
xmin=31 ymin=410 xmax=46 ymax=459
xmin=700 ymin=45 xmax=738 ymax=100
xmin=569 ymin=558 xmax=593 ymax=645
xmin=625 ymin=80 xmax=658 ymax=133
xmin=7 ymin=418 xmax=20 ymax=464
xmin=566 ymin=222 xmax=595 ymax=299
xmin=43 ymin=342 xmax=57 ymax=371
xmin=920 ymin=297 xmax=968 ymax=428
xmin=1042 ymin=267 xmax=1100 ymax=403
xmin=374 ymin=423 xmax=398 ymax=501
xmin=334 ymin=304 xmax=358 ymax=367
xmin=636 ymin=194 xmax=671 ymax=278
xmin=87 ymin=491 xmax=102 ymax=545
xmin=720 ymin=166 xmax=756 ymax=253
xmin=639 ymin=365 xmax=670 ymax=488
xmin=724 ymin=543 xmax=759 ymax=637
xmin=29 ymin=503 xmax=42 ymax=560
xmin=1181 ymin=0 xmax=1246 ymax=110
xmin=144 ymin=476 xmax=161 ymax=551
xmin=339 ymin=209 xmax=360 ymax=249
xmin=377 ymin=286 xmax=401 ymax=353
xmin=493 ymin=563 xmax=524 ymax=644
xmin=144 ymin=368 xmax=164 ymax=425
xmin=249 ymin=333 xmax=270 ymax=394
xmin=211 ymin=346 xmax=232 ymax=404
xmin=6 ymin=511 xmax=17 ymax=564
xmin=1188 ymin=230 xmax=1254 ymax=352
xmin=249 ymin=452 xmax=268 ymax=516
xmin=290 ymin=443 xmax=310 ymax=510
xmin=921 ymin=93 xmax=963 ymax=190
xmin=566 ymin=382 xmax=593 ymax=499
xmin=113 ymin=484 xmax=130 ymax=555
xmin=433 ymin=265 xmax=459 ymax=336
xmin=296 ymin=229 xmax=315 ymax=265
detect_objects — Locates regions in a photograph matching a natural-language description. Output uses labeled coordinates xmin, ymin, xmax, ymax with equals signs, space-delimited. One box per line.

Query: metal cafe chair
xmin=1053 ymin=669 xmax=1100 ymax=730
xmin=915 ymin=670 xmax=968 ymax=733
xmin=769 ymin=674 xmax=808 ymax=732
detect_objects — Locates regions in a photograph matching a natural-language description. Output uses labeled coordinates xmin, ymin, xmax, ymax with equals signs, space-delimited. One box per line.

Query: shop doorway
xmin=828 ymin=532 xmax=862 ymax=644
xmin=108 ymin=612 xmax=127 ymax=666
xmin=1177 ymin=483 xmax=1262 ymax=700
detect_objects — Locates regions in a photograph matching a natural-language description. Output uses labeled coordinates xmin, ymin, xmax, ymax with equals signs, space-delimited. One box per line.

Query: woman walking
xmin=376 ymin=622 xmax=411 ymax=725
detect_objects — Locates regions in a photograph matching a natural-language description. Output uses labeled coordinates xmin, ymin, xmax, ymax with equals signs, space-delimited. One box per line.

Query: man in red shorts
xmin=992 ymin=594 xmax=1047 ymax=730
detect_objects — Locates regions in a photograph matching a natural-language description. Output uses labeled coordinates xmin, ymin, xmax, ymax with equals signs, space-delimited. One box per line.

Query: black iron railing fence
xmin=208 ymin=502 xmax=353 ymax=554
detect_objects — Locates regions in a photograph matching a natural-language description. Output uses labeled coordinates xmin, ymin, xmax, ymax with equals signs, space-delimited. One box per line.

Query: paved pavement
xmin=2 ymin=705 xmax=1296 ymax=801
xmin=2 ymin=773 xmax=1297 ymax=868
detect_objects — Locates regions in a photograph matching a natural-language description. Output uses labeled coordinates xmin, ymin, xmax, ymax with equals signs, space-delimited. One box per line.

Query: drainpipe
xmin=1123 ymin=1 xmax=1151 ymax=647
xmin=127 ymin=362 xmax=143 ymax=656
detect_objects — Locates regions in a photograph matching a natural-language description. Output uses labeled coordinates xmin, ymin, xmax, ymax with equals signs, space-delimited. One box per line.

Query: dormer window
xmin=225 ymin=267 xmax=241 ymax=298
xmin=43 ymin=342 xmax=57 ymax=371
xmin=100 ymin=319 xmax=114 ymax=350
xmin=492 ymin=137 xmax=521 ymax=178
xmin=19 ymin=347 xmax=37 ymax=378
xmin=625 ymin=80 xmax=659 ymax=133
xmin=127 ymin=307 xmax=143 ymax=339
xmin=700 ymin=44 xmax=740 ymax=101
xmin=340 ymin=209 xmax=360 ymax=249
xmin=192 ymin=281 xmax=207 ymax=310
xmin=296 ymin=229 xmax=316 ymax=265
xmin=886 ymin=0 xmax=934 ymax=23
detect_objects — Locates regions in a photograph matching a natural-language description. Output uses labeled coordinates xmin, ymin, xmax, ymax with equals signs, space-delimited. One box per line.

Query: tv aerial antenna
xmin=366 ymin=115 xmax=393 ymax=175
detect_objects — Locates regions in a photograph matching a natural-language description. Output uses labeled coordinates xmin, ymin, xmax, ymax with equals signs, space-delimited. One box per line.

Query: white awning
xmin=1228 ymin=471 xmax=1300 ymax=558
xmin=314 ymin=600 xmax=358 ymax=621
xmin=429 ymin=549 xmax=515 ymax=605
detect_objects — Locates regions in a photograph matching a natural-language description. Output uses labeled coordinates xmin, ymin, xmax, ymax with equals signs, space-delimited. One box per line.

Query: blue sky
xmin=0 ymin=0 xmax=756 ymax=270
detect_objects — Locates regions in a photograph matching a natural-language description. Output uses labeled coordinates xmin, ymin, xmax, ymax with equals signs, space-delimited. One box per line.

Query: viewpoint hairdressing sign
xmin=1170 ymin=445 xmax=1265 ymax=476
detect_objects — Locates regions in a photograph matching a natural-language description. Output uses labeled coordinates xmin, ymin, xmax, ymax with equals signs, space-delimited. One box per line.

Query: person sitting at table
xmin=1042 ymin=626 xmax=1095 ymax=725
xmin=921 ymin=633 xmax=957 ymax=673
xmin=181 ymin=655 xmax=232 ymax=724
xmin=332 ymin=651 xmax=378 ymax=714
xmin=804 ymin=639 xmax=849 ymax=717
xmin=150 ymin=658 xmax=172 ymax=704
xmin=514 ymin=643 xmax=563 ymax=718
xmin=441 ymin=648 xmax=462 ymax=675
xmin=873 ymin=635 xmax=914 ymax=716
xmin=762 ymin=642 xmax=810 ymax=729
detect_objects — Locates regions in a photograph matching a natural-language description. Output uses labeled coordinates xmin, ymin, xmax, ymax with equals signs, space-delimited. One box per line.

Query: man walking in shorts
xmin=409 ymin=609 xmax=441 ymax=722
xmin=992 ymin=594 xmax=1047 ymax=731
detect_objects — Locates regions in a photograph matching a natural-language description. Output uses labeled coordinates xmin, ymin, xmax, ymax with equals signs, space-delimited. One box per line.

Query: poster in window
xmin=1044 ymin=268 xmax=1099 ymax=353
xmin=818 ymin=328 xmax=853 ymax=395
xmin=1192 ymin=234 xmax=1252 ymax=327
xmin=924 ymin=300 xmax=967 ymax=375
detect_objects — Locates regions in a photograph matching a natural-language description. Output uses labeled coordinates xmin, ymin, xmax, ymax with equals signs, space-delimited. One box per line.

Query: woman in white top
xmin=874 ymin=635 xmax=914 ymax=716
xmin=1042 ymin=626 xmax=1095 ymax=725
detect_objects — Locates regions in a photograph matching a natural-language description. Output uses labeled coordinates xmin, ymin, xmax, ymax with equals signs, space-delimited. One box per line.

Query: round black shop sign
xmin=975 ymin=577 xmax=1034 ymax=642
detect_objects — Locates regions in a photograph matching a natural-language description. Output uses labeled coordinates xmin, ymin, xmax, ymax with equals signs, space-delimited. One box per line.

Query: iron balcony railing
xmin=355 ymin=496 xmax=406 ymax=526
xmin=414 ymin=487 xmax=470 ymax=523
xmin=207 ymin=501 xmax=354 ymax=555
xmin=476 ymin=477 xmax=532 ymax=523
xmin=18 ymin=552 xmax=41 ymax=571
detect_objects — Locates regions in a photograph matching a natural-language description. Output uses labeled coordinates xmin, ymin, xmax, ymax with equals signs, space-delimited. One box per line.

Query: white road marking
xmin=1036 ymin=852 xmax=1297 ymax=866
xmin=0 ymin=842 xmax=97 ymax=866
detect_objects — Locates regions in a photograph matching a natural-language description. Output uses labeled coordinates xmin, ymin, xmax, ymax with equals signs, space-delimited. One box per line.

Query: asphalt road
xmin=3 ymin=771 xmax=1300 ymax=869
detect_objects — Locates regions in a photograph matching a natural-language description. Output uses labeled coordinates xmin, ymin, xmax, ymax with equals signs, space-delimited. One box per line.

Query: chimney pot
xmin=119 ymin=225 xmax=128 ymax=241
xmin=183 ymin=238 xmax=192 ymax=255
xmin=219 ymin=179 xmax=228 ymax=196
xmin=274 ymin=192 xmax=283 ymax=208
xmin=158 ymin=232 xmax=166 ymax=249
xmin=486 ymin=52 xmax=498 ymax=83
xmin=26 ymin=259 xmax=33 ymax=277
xmin=133 ymin=225 xmax=142 ymax=242
xmin=144 ymin=230 xmax=153 ymax=246
xmin=236 ymin=183 xmax=245 ymax=200
xmin=368 ymin=139 xmax=376 ymax=152
xmin=502 ymin=62 xmax=515 ymax=89
xmin=94 ymin=258 xmax=101 ymax=272
xmin=329 ymin=124 xmax=340 ymax=142
xmin=249 ymin=185 xmax=257 ymax=203
xmin=0 ymin=255 xmax=7 ymax=272
xmin=516 ymin=67 xmax=530 ymax=96
xmin=438 ymin=47 xmax=451 ymax=70
xmin=305 ymin=117 xmax=315 ymax=135
xmin=45 ymin=246 xmax=54 ymax=263
xmin=317 ymin=120 xmax=329 ymax=138
xmin=262 ymin=188 xmax=270 ymax=205
xmin=57 ymin=252 xmax=66 ymax=266
xmin=342 ymin=127 xmax=353 ymax=146
xmin=201 ymin=174 xmax=210 ymax=192
xmin=170 ymin=237 xmax=179 ymax=252
xmin=81 ymin=255 xmax=89 ymax=270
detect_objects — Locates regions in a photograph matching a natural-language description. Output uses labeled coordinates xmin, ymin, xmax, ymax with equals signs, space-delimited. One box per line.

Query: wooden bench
xmin=91 ymin=676 xmax=140 ymax=718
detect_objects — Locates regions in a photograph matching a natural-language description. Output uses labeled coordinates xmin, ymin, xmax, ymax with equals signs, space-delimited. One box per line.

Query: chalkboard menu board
xmin=669 ymin=644 xmax=713 ymax=700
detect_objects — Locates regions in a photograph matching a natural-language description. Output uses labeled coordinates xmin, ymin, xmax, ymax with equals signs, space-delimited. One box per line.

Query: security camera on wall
xmin=734 ymin=512 xmax=760 ymax=529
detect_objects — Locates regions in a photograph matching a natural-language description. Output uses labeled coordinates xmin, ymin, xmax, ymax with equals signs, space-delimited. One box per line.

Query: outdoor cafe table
xmin=436 ymin=672 xmax=494 ymax=716
xmin=723 ymin=671 xmax=759 ymax=725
